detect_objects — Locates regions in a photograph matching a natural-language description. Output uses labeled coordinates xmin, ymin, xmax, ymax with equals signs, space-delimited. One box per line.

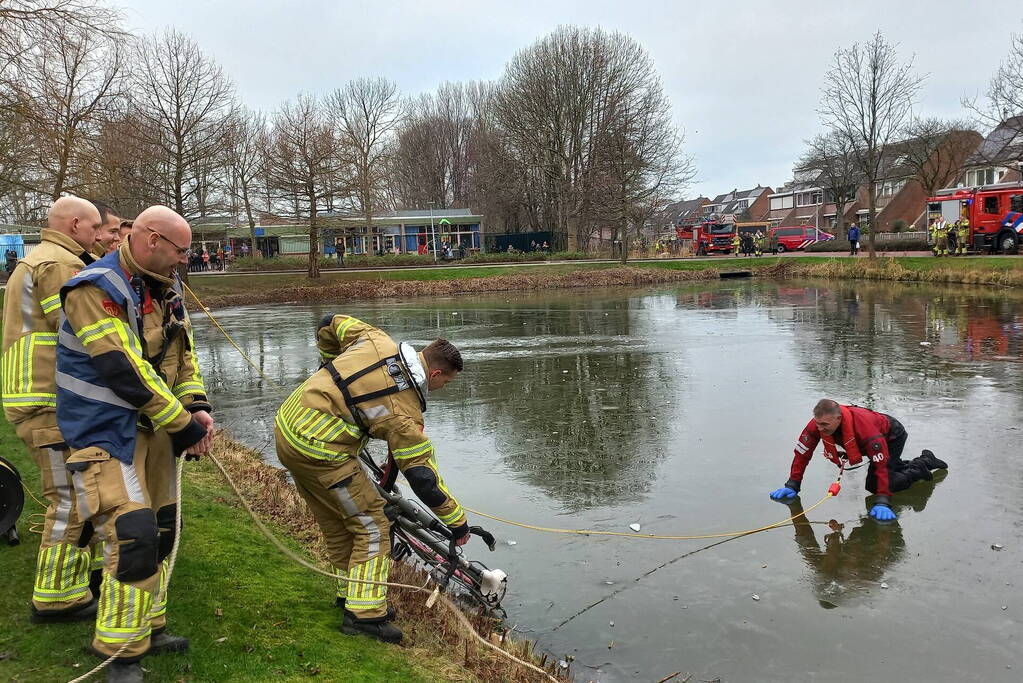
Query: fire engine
xmin=926 ymin=182 xmax=1023 ymax=254
xmin=675 ymin=213 xmax=737 ymax=255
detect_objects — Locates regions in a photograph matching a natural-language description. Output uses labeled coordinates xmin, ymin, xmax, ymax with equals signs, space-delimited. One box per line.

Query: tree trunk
xmin=866 ymin=180 xmax=878 ymax=259
xmin=308 ymin=193 xmax=320 ymax=279
xmin=242 ymin=185 xmax=259 ymax=259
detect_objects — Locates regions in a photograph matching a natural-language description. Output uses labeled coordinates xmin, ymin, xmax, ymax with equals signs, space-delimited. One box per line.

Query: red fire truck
xmin=926 ymin=182 xmax=1023 ymax=254
xmin=675 ymin=213 xmax=738 ymax=255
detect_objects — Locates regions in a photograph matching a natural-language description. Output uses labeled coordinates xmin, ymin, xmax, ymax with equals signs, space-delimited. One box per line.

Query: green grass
xmin=186 ymin=254 xmax=1023 ymax=300
xmin=0 ymin=418 xmax=450 ymax=682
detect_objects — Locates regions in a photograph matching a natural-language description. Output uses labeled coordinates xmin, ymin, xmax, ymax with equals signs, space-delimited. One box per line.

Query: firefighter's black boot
xmin=341 ymin=610 xmax=403 ymax=644
xmin=918 ymin=449 xmax=947 ymax=470
xmin=30 ymin=598 xmax=97 ymax=623
xmin=149 ymin=630 xmax=189 ymax=654
xmin=106 ymin=662 xmax=144 ymax=683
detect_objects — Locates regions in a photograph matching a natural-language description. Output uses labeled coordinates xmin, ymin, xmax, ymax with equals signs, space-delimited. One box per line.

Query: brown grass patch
xmin=190 ymin=267 xmax=719 ymax=310
xmin=204 ymin=437 xmax=569 ymax=682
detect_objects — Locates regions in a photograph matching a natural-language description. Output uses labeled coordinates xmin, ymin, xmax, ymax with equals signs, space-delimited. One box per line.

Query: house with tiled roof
xmin=957 ymin=116 xmax=1023 ymax=187
xmin=699 ymin=186 xmax=772 ymax=221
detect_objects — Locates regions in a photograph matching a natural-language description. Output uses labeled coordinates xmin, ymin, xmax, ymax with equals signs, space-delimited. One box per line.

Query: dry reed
xmin=203 ymin=438 xmax=569 ymax=682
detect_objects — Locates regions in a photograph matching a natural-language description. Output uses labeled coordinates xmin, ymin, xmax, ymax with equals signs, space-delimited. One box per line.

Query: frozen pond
xmin=192 ymin=278 xmax=1022 ymax=682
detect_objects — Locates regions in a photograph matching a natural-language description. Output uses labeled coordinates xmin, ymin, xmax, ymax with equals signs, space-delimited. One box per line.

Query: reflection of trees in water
xmin=785 ymin=477 xmax=940 ymax=609
xmin=760 ymin=280 xmax=1023 ymax=407
xmin=435 ymin=294 xmax=677 ymax=511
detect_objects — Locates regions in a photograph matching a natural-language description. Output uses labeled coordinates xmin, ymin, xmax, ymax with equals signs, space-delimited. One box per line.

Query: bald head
xmin=47 ymin=196 xmax=102 ymax=251
xmin=129 ymin=205 xmax=192 ymax=276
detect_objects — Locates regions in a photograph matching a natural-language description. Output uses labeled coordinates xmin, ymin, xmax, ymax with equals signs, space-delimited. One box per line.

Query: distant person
xmin=754 ymin=230 xmax=765 ymax=257
xmin=847 ymin=223 xmax=860 ymax=256
xmin=241 ymin=243 xmax=250 ymax=257
xmin=335 ymin=238 xmax=345 ymax=266
xmin=542 ymin=241 xmax=549 ymax=252
xmin=930 ymin=218 xmax=949 ymax=257
xmin=732 ymin=232 xmax=741 ymax=256
xmin=216 ymin=246 xmax=225 ymax=270
xmin=530 ymin=240 xmax=537 ymax=251
xmin=769 ymin=399 xmax=947 ymax=521
xmin=956 ymin=216 xmax=970 ymax=255
xmin=201 ymin=249 xmax=210 ymax=270
xmin=5 ymin=248 xmax=18 ymax=274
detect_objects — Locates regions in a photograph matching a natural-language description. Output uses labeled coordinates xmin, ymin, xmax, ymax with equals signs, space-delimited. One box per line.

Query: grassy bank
xmin=185 ymin=255 xmax=1023 ymax=310
xmin=0 ymin=427 xmax=561 ymax=682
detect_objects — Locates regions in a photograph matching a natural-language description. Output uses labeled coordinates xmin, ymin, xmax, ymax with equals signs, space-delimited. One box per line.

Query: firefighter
xmin=754 ymin=230 xmax=765 ymax=257
xmin=956 ymin=217 xmax=970 ymax=255
xmin=57 ymin=206 xmax=214 ymax=683
xmin=932 ymin=218 xmax=950 ymax=256
xmin=732 ymin=232 xmax=741 ymax=256
xmin=769 ymin=399 xmax=947 ymax=521
xmin=274 ymin=315 xmax=471 ymax=644
xmin=90 ymin=200 xmax=123 ymax=257
xmin=1 ymin=196 xmax=102 ymax=623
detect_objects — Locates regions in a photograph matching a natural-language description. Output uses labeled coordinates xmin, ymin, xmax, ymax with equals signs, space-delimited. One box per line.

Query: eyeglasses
xmin=143 ymin=226 xmax=189 ymax=256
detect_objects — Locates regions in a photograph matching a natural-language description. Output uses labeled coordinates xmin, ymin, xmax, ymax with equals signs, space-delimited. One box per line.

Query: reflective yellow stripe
xmin=39 ymin=293 xmax=61 ymax=314
xmin=392 ymin=439 xmax=432 ymax=460
xmin=334 ymin=315 xmax=362 ymax=342
xmin=172 ymin=381 xmax=205 ymax=399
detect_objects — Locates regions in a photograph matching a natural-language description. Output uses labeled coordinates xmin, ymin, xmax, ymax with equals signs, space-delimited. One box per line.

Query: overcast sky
xmin=119 ymin=0 xmax=1022 ymax=200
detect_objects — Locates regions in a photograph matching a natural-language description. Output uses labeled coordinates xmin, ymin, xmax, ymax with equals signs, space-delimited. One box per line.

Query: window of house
xmin=983 ymin=196 xmax=1000 ymax=214
xmin=966 ymin=168 xmax=1000 ymax=186
xmin=796 ymin=192 xmax=821 ymax=207
xmin=770 ymin=196 xmax=794 ymax=210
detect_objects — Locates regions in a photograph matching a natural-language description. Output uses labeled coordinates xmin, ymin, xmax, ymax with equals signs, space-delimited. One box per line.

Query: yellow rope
xmin=181 ymin=281 xmax=279 ymax=386
xmin=465 ymin=487 xmax=836 ymax=541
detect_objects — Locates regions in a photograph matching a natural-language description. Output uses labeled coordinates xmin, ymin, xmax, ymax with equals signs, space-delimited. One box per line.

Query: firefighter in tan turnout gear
xmin=275 ymin=314 xmax=469 ymax=644
xmin=56 ymin=206 xmax=214 ymax=683
xmin=1 ymin=197 xmax=102 ymax=622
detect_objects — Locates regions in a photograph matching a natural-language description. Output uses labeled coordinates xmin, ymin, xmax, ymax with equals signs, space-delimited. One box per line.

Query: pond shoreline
xmin=186 ymin=257 xmax=1023 ymax=311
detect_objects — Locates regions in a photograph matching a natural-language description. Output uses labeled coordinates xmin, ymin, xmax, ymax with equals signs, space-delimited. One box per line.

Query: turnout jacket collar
xmin=39 ymin=229 xmax=93 ymax=261
xmin=820 ymin=405 xmax=862 ymax=466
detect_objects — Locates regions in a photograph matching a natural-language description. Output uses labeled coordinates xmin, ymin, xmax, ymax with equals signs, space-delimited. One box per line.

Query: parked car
xmin=768 ymin=225 xmax=834 ymax=252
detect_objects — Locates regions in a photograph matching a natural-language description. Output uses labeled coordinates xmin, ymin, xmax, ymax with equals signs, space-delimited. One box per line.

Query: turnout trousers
xmin=864 ymin=416 xmax=931 ymax=494
xmin=67 ymin=429 xmax=179 ymax=660
xmin=275 ymin=425 xmax=392 ymax=619
xmin=15 ymin=414 xmax=102 ymax=613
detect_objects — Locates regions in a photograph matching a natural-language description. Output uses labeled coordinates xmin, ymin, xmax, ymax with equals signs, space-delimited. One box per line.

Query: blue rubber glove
xmin=870 ymin=504 xmax=897 ymax=521
xmin=769 ymin=486 xmax=798 ymax=501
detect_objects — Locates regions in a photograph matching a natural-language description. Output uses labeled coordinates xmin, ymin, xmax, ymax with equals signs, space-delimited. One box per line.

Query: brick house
xmin=768 ymin=130 xmax=982 ymax=234
xmin=956 ymin=116 xmax=1023 ymax=187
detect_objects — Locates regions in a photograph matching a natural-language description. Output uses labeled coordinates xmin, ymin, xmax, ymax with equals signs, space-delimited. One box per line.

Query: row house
xmin=700 ymin=186 xmax=772 ymax=222
xmin=956 ymin=116 xmax=1022 ymax=187
xmin=767 ymin=129 xmax=983 ymax=233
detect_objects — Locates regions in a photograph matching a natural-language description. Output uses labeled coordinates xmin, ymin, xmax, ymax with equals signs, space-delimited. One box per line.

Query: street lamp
xmin=428 ymin=201 xmax=438 ymax=262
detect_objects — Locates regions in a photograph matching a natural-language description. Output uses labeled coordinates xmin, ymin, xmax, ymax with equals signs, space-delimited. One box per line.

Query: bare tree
xmin=818 ymin=32 xmax=923 ymax=257
xmin=266 ymin=94 xmax=345 ymax=278
xmin=592 ymin=90 xmax=693 ymax=263
xmin=129 ymin=29 xmax=236 ymax=218
xmin=965 ymin=30 xmax=1023 ymax=133
xmin=11 ymin=24 xmax=122 ymax=200
xmin=0 ymin=1 xmax=124 ymax=79
xmin=224 ymin=107 xmax=268 ymax=254
xmin=899 ymin=118 xmax=981 ymax=197
xmin=327 ymin=77 xmax=402 ymax=254
xmin=796 ymin=132 xmax=860 ymax=237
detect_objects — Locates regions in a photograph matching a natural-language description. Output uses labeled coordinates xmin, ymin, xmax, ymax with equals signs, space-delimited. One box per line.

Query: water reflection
xmin=783 ymin=473 xmax=943 ymax=609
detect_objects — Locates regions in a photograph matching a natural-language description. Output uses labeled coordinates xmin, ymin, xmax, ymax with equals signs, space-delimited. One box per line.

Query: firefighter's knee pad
xmin=114 ymin=508 xmax=159 ymax=582
xmin=155 ymin=504 xmax=179 ymax=562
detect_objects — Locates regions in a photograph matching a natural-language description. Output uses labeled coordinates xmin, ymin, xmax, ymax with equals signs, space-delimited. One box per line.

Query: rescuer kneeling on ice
xmin=275 ymin=315 xmax=471 ymax=644
xmin=769 ymin=399 xmax=947 ymax=521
